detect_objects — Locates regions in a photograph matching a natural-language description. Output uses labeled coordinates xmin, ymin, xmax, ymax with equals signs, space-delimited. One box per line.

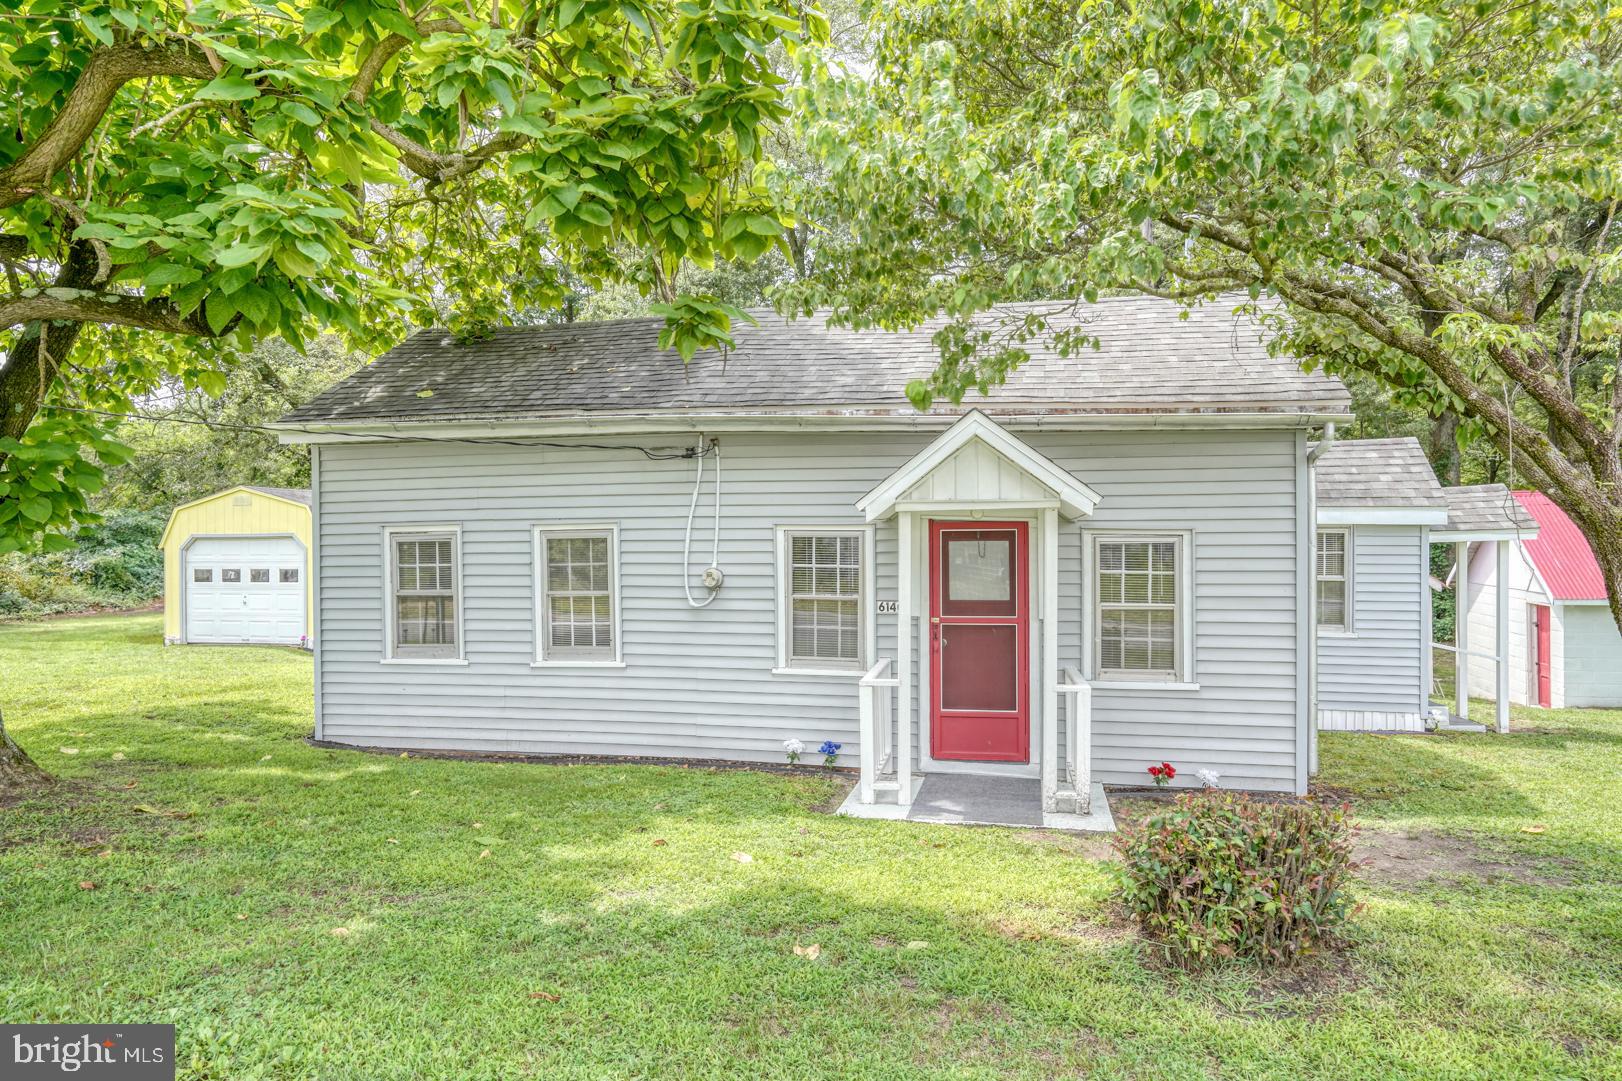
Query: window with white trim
xmin=1316 ymin=530 xmax=1349 ymax=631
xmin=1095 ymin=536 xmax=1182 ymax=680
xmin=390 ymin=531 xmax=459 ymax=659
xmin=537 ymin=527 xmax=619 ymax=663
xmin=779 ymin=529 xmax=867 ymax=671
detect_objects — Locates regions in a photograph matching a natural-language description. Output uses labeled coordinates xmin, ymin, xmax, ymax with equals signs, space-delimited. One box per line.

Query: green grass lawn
xmin=2 ymin=615 xmax=1619 ymax=1079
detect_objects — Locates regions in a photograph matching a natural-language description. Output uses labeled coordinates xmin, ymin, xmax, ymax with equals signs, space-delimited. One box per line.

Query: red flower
xmin=1161 ymin=762 xmax=1177 ymax=779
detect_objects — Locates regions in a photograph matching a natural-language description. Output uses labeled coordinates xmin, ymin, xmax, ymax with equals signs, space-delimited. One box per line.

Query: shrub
xmin=0 ymin=510 xmax=165 ymax=620
xmin=1115 ymin=792 xmax=1357 ymax=967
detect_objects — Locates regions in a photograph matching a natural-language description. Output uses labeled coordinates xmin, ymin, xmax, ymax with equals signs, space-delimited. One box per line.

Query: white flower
xmin=1196 ymin=768 xmax=1221 ymax=789
xmin=784 ymin=738 xmax=805 ymax=754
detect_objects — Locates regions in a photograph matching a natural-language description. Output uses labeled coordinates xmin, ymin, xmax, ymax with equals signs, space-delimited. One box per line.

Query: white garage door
xmin=185 ymin=536 xmax=307 ymax=645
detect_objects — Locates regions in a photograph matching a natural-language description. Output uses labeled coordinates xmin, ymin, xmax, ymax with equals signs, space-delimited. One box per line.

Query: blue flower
xmin=819 ymin=740 xmax=841 ymax=756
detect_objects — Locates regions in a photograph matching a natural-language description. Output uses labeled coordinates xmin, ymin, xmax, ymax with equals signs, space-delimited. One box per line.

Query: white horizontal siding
xmin=1557 ymin=604 xmax=1622 ymax=707
xmin=1317 ymin=526 xmax=1426 ymax=718
xmin=315 ymin=428 xmax=1305 ymax=792
xmin=1464 ymin=540 xmax=1545 ymax=705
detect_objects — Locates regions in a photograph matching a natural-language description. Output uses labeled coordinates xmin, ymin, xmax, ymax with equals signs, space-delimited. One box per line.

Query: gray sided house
xmin=1311 ymin=437 xmax=1535 ymax=736
xmin=277 ymin=298 xmax=1356 ymax=824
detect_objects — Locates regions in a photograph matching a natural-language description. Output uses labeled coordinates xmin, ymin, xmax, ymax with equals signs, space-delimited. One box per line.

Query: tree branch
xmin=0 ymin=40 xmax=216 ymax=210
xmin=0 ymin=288 xmax=224 ymax=336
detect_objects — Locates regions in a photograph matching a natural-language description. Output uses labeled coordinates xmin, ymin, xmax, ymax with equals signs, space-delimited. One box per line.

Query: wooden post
xmin=896 ymin=513 xmax=913 ymax=806
xmin=1456 ymin=541 xmax=1470 ymax=721
xmin=1496 ymin=539 xmax=1510 ymax=734
xmin=1040 ymin=508 xmax=1060 ymax=813
xmin=857 ymin=681 xmax=875 ymax=805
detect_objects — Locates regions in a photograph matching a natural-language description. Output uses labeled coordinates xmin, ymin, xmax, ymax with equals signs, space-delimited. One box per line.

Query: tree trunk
xmin=1429 ymin=411 xmax=1461 ymax=485
xmin=0 ymin=707 xmax=46 ymax=790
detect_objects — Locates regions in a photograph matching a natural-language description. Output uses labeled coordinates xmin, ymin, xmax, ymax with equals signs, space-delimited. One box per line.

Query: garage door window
xmin=250 ymin=568 xmax=270 ymax=583
xmin=280 ymin=568 xmax=299 ymax=584
xmin=194 ymin=568 xmax=213 ymax=583
xmin=222 ymin=569 xmax=241 ymax=583
xmin=389 ymin=531 xmax=459 ymax=660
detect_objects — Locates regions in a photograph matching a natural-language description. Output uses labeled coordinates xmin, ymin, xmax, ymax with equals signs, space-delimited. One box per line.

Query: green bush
xmin=1115 ymin=792 xmax=1357 ymax=967
xmin=0 ymin=510 xmax=166 ymax=620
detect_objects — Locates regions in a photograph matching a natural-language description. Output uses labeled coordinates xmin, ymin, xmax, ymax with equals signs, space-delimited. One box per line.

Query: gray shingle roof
xmin=246 ymin=486 xmax=312 ymax=507
xmin=1313 ymin=437 xmax=1446 ymax=508
xmin=1438 ymin=485 xmax=1538 ymax=535
xmin=279 ymin=297 xmax=1351 ymax=427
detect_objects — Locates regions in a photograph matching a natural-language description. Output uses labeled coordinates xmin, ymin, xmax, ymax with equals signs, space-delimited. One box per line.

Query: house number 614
xmin=876 ymin=600 xmax=899 ymax=614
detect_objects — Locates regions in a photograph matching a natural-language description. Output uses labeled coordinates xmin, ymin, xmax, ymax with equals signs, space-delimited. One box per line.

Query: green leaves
xmin=195 ymin=76 xmax=259 ymax=101
xmin=2 ymin=0 xmax=822 ymax=550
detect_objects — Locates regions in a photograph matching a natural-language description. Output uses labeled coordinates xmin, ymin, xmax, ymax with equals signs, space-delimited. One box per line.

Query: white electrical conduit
xmin=682 ymin=438 xmax=722 ymax=607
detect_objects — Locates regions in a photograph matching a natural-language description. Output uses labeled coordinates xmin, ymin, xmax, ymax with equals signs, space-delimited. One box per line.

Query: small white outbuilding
xmin=1464 ymin=491 xmax=1622 ymax=708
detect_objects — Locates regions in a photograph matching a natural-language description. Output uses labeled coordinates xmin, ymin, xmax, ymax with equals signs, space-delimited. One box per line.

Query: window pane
xmin=193 ymin=568 xmax=213 ymax=583
xmin=1317 ymin=580 xmax=1346 ymax=628
xmin=1317 ymin=532 xmax=1345 ymax=578
xmin=791 ymin=598 xmax=858 ymax=661
xmin=945 ymin=533 xmax=1014 ymax=607
xmin=222 ymin=569 xmax=241 ymax=583
xmin=280 ymin=568 xmax=299 ymax=584
xmin=397 ymin=596 xmax=454 ymax=646
xmin=250 ymin=568 xmax=270 ymax=583
xmin=789 ymin=532 xmax=860 ymax=599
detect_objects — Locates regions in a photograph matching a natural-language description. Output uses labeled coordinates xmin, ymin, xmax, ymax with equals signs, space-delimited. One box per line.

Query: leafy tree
xmin=97 ymin=337 xmax=362 ymax=510
xmin=788 ymin=0 xmax=1622 ymax=627
xmin=0 ymin=0 xmax=823 ymax=783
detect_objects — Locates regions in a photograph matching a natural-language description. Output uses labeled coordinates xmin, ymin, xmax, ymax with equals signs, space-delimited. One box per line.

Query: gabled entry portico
xmin=843 ymin=412 xmax=1110 ymax=828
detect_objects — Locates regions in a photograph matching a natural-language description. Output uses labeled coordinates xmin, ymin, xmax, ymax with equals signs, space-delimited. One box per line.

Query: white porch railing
xmin=1049 ymin=666 xmax=1092 ymax=814
xmin=856 ymin=657 xmax=905 ymax=806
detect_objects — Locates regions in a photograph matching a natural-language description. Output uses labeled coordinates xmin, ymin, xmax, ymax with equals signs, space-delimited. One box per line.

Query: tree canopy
xmin=0 ymin=0 xmax=823 ymax=552
xmin=787 ymin=0 xmax=1622 ymax=623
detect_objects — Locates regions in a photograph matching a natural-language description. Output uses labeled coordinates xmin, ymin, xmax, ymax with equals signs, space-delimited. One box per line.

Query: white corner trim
xmin=856 ymin=410 xmax=1101 ymax=522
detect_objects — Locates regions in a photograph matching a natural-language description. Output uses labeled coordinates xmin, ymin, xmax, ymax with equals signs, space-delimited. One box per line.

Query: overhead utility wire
xmin=41 ymin=403 xmax=716 ymax=461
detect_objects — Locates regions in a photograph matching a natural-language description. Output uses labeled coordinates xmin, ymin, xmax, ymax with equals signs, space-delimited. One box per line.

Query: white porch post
xmin=896 ymin=512 xmax=914 ymax=806
xmin=1455 ymin=541 xmax=1470 ymax=721
xmin=1495 ymin=539 xmax=1510 ymax=734
xmin=1040 ymin=507 xmax=1060 ymax=813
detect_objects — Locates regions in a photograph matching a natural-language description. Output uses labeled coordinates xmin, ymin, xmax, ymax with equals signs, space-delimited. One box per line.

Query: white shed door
xmin=185 ymin=536 xmax=306 ymax=644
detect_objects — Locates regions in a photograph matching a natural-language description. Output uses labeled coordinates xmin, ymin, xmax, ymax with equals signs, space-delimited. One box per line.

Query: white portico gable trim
xmin=856 ymin=410 xmax=1102 ymax=523
xmin=850 ymin=410 xmax=1101 ymax=825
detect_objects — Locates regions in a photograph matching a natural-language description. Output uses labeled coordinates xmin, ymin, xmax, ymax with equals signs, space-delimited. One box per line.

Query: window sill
xmin=381 ymin=657 xmax=469 ymax=666
xmin=1317 ymin=630 xmax=1358 ymax=639
xmin=1093 ymin=680 xmax=1201 ymax=692
xmin=531 ymin=660 xmax=627 ymax=669
xmin=772 ymin=666 xmax=865 ymax=680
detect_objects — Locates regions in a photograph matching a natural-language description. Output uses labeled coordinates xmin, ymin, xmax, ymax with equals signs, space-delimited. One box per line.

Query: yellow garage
xmin=160 ymin=486 xmax=313 ymax=647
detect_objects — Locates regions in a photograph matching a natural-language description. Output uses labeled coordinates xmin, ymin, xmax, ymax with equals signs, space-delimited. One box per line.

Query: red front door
xmin=929 ymin=521 xmax=1030 ymax=763
xmin=1533 ymin=604 xmax=1552 ymax=708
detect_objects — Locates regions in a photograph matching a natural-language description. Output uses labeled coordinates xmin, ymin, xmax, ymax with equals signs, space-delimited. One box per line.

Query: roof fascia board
xmin=1317 ymin=507 xmax=1449 ymax=527
xmin=274 ymin=409 xmax=1354 ymax=445
xmin=1429 ymin=528 xmax=1540 ymax=543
